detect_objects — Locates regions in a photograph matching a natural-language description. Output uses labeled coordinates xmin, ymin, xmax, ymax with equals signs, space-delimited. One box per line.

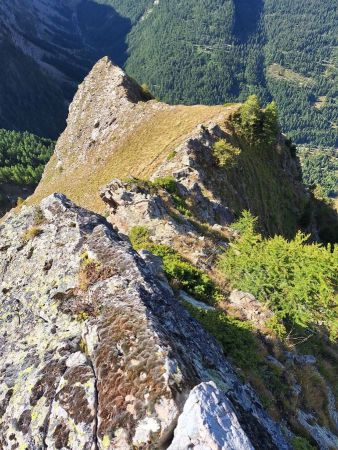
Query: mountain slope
xmin=29 ymin=58 xmax=310 ymax=238
xmin=9 ymin=59 xmax=338 ymax=448
xmin=0 ymin=0 xmax=336 ymax=147
xmin=118 ymin=0 xmax=337 ymax=147
xmin=0 ymin=0 xmax=131 ymax=138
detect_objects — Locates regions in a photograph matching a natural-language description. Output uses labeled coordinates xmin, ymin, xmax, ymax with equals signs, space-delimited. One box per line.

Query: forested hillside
xmin=298 ymin=147 xmax=337 ymax=198
xmin=112 ymin=0 xmax=337 ymax=147
xmin=0 ymin=130 xmax=54 ymax=213
xmin=0 ymin=129 xmax=54 ymax=185
xmin=0 ymin=0 xmax=336 ymax=147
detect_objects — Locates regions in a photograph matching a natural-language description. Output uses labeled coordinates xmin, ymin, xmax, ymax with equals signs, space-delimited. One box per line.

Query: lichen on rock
xmin=0 ymin=193 xmax=291 ymax=449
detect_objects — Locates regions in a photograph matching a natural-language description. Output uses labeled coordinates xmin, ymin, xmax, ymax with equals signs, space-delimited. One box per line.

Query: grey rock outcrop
xmin=228 ymin=290 xmax=274 ymax=328
xmin=99 ymin=124 xmax=236 ymax=268
xmin=54 ymin=57 xmax=163 ymax=167
xmin=0 ymin=193 xmax=291 ymax=449
xmin=168 ymin=382 xmax=255 ymax=450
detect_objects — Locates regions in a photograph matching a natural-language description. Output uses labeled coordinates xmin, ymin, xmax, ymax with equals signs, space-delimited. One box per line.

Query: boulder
xmin=168 ymin=382 xmax=254 ymax=450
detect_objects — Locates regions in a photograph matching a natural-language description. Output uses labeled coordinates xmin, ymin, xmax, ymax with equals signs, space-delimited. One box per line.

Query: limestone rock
xmin=168 ymin=382 xmax=254 ymax=450
xmin=0 ymin=193 xmax=290 ymax=449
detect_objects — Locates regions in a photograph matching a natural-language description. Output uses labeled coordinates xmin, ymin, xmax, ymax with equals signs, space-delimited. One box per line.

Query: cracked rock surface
xmin=0 ymin=194 xmax=290 ymax=449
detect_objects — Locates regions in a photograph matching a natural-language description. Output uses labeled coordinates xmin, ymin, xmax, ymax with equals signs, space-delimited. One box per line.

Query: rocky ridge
xmin=10 ymin=58 xmax=337 ymax=448
xmin=0 ymin=193 xmax=290 ymax=449
xmin=32 ymin=57 xmax=308 ymax=239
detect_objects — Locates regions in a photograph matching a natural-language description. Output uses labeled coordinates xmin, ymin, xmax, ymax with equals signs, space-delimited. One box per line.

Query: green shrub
xmin=152 ymin=176 xmax=178 ymax=194
xmin=212 ymin=139 xmax=241 ymax=167
xmin=129 ymin=227 xmax=220 ymax=303
xmin=167 ymin=151 xmax=177 ymax=161
xmin=232 ymin=95 xmax=279 ymax=145
xmin=291 ymin=436 xmax=316 ymax=450
xmin=219 ymin=211 xmax=338 ymax=339
xmin=129 ymin=226 xmax=152 ymax=250
xmin=154 ymin=246 xmax=216 ymax=302
xmin=184 ymin=303 xmax=261 ymax=370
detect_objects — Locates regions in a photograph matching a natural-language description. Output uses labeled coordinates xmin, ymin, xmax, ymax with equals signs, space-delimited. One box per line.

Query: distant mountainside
xmin=0 ymin=0 xmax=337 ymax=147
xmin=0 ymin=0 xmax=131 ymax=138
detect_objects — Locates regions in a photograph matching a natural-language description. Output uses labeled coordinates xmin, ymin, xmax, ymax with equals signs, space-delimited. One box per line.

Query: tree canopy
xmin=0 ymin=129 xmax=54 ymax=185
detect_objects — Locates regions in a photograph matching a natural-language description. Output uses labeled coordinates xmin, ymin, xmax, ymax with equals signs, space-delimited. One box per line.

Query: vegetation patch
xmin=291 ymin=436 xmax=316 ymax=450
xmin=184 ymin=302 xmax=261 ymax=370
xmin=232 ymin=95 xmax=279 ymax=146
xmin=22 ymin=226 xmax=43 ymax=243
xmin=267 ymin=64 xmax=314 ymax=87
xmin=78 ymin=251 xmax=117 ymax=291
xmin=219 ymin=211 xmax=338 ymax=339
xmin=129 ymin=226 xmax=221 ymax=303
xmin=212 ymin=139 xmax=241 ymax=167
xmin=166 ymin=150 xmax=177 ymax=161
xmin=152 ymin=176 xmax=178 ymax=194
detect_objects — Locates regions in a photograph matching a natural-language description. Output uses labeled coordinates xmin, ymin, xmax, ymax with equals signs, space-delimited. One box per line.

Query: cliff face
xmin=31 ymin=57 xmax=308 ymax=239
xmin=0 ymin=193 xmax=290 ymax=449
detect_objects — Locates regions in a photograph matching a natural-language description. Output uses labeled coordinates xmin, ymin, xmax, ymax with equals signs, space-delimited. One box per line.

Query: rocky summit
xmin=0 ymin=193 xmax=290 ymax=449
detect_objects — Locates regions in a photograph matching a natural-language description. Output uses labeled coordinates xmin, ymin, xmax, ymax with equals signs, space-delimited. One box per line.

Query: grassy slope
xmin=30 ymin=104 xmax=226 ymax=213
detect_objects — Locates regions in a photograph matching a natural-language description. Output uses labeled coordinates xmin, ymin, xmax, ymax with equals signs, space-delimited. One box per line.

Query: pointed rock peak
xmin=81 ymin=56 xmax=152 ymax=104
xmin=55 ymin=57 xmax=154 ymax=162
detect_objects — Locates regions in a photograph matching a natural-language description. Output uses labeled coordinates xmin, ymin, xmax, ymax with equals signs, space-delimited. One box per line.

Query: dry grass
xmin=28 ymin=104 xmax=230 ymax=213
xmin=295 ymin=365 xmax=331 ymax=428
xmin=22 ymin=225 xmax=43 ymax=243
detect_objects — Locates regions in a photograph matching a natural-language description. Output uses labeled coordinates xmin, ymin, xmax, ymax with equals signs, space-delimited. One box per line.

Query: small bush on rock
xmin=129 ymin=226 xmax=152 ymax=250
xmin=22 ymin=225 xmax=43 ymax=243
xmin=152 ymin=176 xmax=178 ymax=194
xmin=213 ymin=139 xmax=241 ymax=167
